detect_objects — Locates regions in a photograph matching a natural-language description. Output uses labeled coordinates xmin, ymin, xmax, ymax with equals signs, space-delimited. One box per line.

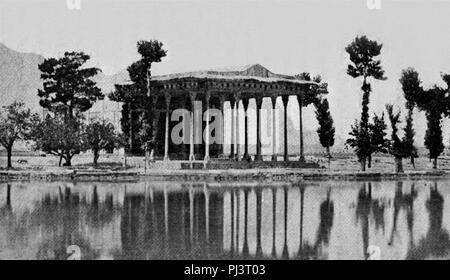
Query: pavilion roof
xmin=152 ymin=64 xmax=317 ymax=85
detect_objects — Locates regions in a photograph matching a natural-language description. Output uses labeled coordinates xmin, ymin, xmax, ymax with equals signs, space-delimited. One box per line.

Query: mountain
xmin=0 ymin=43 xmax=128 ymax=123
xmin=0 ymin=43 xmax=44 ymax=110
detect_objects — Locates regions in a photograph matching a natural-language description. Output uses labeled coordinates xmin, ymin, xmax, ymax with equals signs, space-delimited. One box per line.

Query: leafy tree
xmin=367 ymin=113 xmax=389 ymax=168
xmin=0 ymin=102 xmax=39 ymax=169
xmin=346 ymin=112 xmax=388 ymax=170
xmin=85 ymin=120 xmax=121 ymax=166
xmin=37 ymin=51 xmax=103 ymax=166
xmin=399 ymin=68 xmax=420 ymax=167
xmin=314 ymin=98 xmax=335 ymax=168
xmin=386 ymin=104 xmax=408 ymax=172
xmin=345 ymin=35 xmax=387 ymax=170
xmin=38 ymin=52 xmax=103 ymax=118
xmin=110 ymin=40 xmax=167 ymax=157
xmin=403 ymin=109 xmax=417 ymax=168
xmin=399 ymin=69 xmax=450 ymax=169
xmin=424 ymin=107 xmax=444 ymax=169
xmin=295 ymin=73 xmax=328 ymax=161
xmin=30 ymin=114 xmax=85 ymax=167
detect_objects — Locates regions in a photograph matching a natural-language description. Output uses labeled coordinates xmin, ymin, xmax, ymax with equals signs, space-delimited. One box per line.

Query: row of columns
xmin=160 ymin=91 xmax=306 ymax=162
xmin=228 ymin=94 xmax=305 ymax=162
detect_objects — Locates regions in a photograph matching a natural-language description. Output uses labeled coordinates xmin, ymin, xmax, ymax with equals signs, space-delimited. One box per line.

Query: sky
xmin=1 ymin=0 xmax=450 ymax=145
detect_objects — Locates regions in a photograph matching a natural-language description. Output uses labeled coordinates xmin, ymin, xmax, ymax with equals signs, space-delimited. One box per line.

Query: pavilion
xmin=136 ymin=64 xmax=324 ymax=163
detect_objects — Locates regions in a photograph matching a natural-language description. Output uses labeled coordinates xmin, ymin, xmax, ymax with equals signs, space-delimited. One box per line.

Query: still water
xmin=0 ymin=179 xmax=449 ymax=260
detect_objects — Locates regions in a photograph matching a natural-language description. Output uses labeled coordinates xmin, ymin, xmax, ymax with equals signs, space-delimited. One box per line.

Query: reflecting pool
xmin=0 ymin=180 xmax=449 ymax=260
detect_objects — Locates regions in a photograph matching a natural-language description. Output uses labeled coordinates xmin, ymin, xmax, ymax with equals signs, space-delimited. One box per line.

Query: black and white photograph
xmin=1 ymin=0 xmax=450 ymax=264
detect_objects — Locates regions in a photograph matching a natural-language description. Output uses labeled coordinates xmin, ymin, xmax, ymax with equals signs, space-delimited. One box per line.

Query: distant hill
xmin=0 ymin=43 xmax=128 ymax=127
xmin=0 ymin=43 xmax=44 ymax=110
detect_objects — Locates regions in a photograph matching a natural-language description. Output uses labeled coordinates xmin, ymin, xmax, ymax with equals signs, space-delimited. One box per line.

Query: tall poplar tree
xmin=345 ymin=35 xmax=387 ymax=171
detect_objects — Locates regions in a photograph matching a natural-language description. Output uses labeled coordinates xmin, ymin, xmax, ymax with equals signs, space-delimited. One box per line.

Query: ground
xmin=1 ymin=152 xmax=450 ymax=173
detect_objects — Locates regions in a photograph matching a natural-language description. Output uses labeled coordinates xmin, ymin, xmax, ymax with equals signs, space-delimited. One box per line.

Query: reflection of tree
xmin=296 ymin=186 xmax=335 ymax=260
xmin=30 ymin=186 xmax=120 ymax=259
xmin=355 ymin=182 xmax=386 ymax=259
xmin=313 ymin=189 xmax=334 ymax=255
xmin=388 ymin=182 xmax=417 ymax=246
xmin=86 ymin=186 xmax=116 ymax=228
xmin=406 ymin=182 xmax=450 ymax=260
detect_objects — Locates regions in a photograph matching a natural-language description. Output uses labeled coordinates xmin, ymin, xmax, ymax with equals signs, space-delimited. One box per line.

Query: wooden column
xmin=230 ymin=99 xmax=235 ymax=159
xmin=219 ymin=95 xmax=225 ymax=157
xmin=164 ymin=93 xmax=171 ymax=161
xmin=242 ymin=98 xmax=250 ymax=161
xmin=297 ymin=95 xmax=305 ymax=162
xmin=234 ymin=92 xmax=241 ymax=161
xmin=204 ymin=91 xmax=211 ymax=161
xmin=282 ymin=95 xmax=289 ymax=162
xmin=271 ymin=95 xmax=277 ymax=162
xmin=189 ymin=92 xmax=197 ymax=161
xmin=255 ymin=96 xmax=263 ymax=161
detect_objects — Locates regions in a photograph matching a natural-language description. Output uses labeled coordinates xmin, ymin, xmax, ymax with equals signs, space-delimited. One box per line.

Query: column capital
xmin=189 ymin=91 xmax=197 ymax=101
xmin=255 ymin=96 xmax=263 ymax=109
xmin=205 ymin=90 xmax=211 ymax=102
xmin=242 ymin=98 xmax=250 ymax=111
xmin=270 ymin=95 xmax=278 ymax=109
xmin=230 ymin=98 xmax=236 ymax=108
xmin=233 ymin=91 xmax=241 ymax=102
xmin=164 ymin=92 xmax=172 ymax=105
xmin=282 ymin=95 xmax=289 ymax=107
xmin=296 ymin=94 xmax=303 ymax=105
xmin=219 ymin=94 xmax=226 ymax=104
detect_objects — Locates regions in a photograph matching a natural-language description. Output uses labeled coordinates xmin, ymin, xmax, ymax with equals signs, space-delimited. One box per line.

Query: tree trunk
xmin=6 ymin=184 xmax=11 ymax=209
xmin=6 ymin=147 xmax=12 ymax=169
xmin=326 ymin=146 xmax=331 ymax=170
xmin=360 ymin=158 xmax=366 ymax=172
xmin=394 ymin=157 xmax=404 ymax=173
xmin=58 ymin=154 xmax=64 ymax=167
xmin=367 ymin=154 xmax=372 ymax=169
xmin=64 ymin=152 xmax=72 ymax=167
xmin=411 ymin=156 xmax=415 ymax=169
xmin=93 ymin=150 xmax=100 ymax=167
xmin=433 ymin=157 xmax=438 ymax=169
xmin=145 ymin=148 xmax=149 ymax=173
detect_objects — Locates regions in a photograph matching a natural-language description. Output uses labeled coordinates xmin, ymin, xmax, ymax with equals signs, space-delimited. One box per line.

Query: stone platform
xmin=179 ymin=159 xmax=321 ymax=170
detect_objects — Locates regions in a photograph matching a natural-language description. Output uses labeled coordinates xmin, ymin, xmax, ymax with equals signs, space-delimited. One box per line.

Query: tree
xmin=295 ymin=73 xmax=328 ymax=161
xmin=37 ymin=51 xmax=103 ymax=166
xmin=368 ymin=112 xmax=389 ymax=168
xmin=399 ymin=68 xmax=420 ymax=167
xmin=345 ymin=35 xmax=387 ymax=170
xmin=30 ymin=114 xmax=85 ymax=167
xmin=110 ymin=40 xmax=167 ymax=160
xmin=346 ymin=112 xmax=388 ymax=170
xmin=314 ymin=98 xmax=335 ymax=168
xmin=38 ymin=52 xmax=103 ymax=118
xmin=424 ymin=107 xmax=444 ymax=169
xmin=399 ymin=69 xmax=450 ymax=169
xmin=386 ymin=104 xmax=408 ymax=173
xmin=0 ymin=102 xmax=38 ymax=169
xmin=85 ymin=120 xmax=121 ymax=166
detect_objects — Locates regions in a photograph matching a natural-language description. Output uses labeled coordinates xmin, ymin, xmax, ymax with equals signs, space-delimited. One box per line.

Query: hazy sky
xmin=1 ymin=0 xmax=450 ymax=143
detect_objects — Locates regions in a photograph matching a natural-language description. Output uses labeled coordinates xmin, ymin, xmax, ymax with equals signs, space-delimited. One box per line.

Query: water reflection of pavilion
xmin=1 ymin=181 xmax=450 ymax=260
xmin=118 ymin=182 xmax=333 ymax=260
